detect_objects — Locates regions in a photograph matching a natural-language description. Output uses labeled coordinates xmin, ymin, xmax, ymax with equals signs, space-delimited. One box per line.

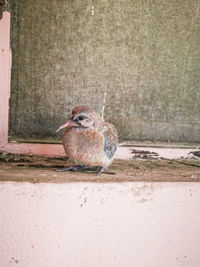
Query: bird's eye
xmin=78 ymin=115 xmax=85 ymax=121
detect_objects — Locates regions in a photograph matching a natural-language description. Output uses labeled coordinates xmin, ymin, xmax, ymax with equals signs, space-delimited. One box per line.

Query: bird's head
xmin=56 ymin=106 xmax=102 ymax=133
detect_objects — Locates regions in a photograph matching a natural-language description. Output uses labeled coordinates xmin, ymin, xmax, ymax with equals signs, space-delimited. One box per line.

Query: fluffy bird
xmin=56 ymin=106 xmax=118 ymax=174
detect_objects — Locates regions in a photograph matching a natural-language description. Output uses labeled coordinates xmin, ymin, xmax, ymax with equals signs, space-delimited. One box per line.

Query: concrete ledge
xmin=0 ymin=155 xmax=200 ymax=183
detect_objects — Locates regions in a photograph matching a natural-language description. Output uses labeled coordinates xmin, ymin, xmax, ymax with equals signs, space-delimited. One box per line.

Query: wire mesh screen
xmin=9 ymin=0 xmax=200 ymax=142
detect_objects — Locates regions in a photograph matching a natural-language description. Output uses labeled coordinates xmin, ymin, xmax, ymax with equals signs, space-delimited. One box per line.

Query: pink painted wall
xmin=0 ymin=11 xmax=66 ymax=156
xmin=0 ymin=11 xmax=11 ymax=146
xmin=0 ymin=182 xmax=200 ymax=267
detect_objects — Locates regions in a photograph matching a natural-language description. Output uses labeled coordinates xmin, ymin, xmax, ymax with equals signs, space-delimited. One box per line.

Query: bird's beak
xmin=56 ymin=120 xmax=77 ymax=133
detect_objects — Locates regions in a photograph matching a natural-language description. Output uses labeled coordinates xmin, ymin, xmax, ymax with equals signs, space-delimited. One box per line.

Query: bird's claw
xmin=56 ymin=166 xmax=84 ymax=172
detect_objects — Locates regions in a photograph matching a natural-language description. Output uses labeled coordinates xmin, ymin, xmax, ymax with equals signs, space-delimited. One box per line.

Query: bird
xmin=56 ymin=105 xmax=118 ymax=174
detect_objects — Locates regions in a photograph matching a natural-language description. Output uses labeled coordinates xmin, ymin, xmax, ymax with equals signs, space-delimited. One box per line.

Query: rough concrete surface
xmin=0 ymin=154 xmax=200 ymax=183
xmin=8 ymin=0 xmax=200 ymax=142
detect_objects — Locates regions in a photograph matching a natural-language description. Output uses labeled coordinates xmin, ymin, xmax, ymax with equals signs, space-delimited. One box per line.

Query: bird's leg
xmin=56 ymin=165 xmax=85 ymax=172
xmin=96 ymin=166 xmax=116 ymax=175
xmin=96 ymin=166 xmax=105 ymax=175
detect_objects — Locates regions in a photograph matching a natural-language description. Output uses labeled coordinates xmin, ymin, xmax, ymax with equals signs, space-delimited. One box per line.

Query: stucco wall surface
xmin=0 ymin=181 xmax=200 ymax=267
xmin=9 ymin=0 xmax=200 ymax=142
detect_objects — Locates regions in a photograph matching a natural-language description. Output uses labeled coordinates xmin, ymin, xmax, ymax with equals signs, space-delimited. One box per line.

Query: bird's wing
xmin=103 ymin=123 xmax=118 ymax=159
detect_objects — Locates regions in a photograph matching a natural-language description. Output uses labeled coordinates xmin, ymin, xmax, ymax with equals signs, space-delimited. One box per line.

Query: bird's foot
xmin=96 ymin=167 xmax=116 ymax=175
xmin=82 ymin=166 xmax=105 ymax=174
xmin=56 ymin=165 xmax=85 ymax=172
xmin=56 ymin=166 xmax=116 ymax=175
